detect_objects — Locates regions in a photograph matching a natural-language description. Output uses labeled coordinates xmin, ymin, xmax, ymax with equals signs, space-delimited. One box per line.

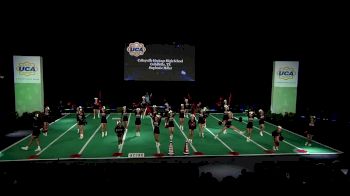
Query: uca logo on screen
xmin=16 ymin=61 xmax=38 ymax=76
xmin=278 ymin=66 xmax=296 ymax=80
xmin=127 ymin=42 xmax=146 ymax=57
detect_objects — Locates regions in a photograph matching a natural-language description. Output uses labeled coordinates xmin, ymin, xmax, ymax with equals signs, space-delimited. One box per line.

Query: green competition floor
xmin=0 ymin=113 xmax=342 ymax=161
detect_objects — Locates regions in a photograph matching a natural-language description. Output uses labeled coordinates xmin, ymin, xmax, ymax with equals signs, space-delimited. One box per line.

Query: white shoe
xmin=276 ymin=147 xmax=279 ymax=151
xmin=102 ymin=132 xmax=104 ymax=137
xmin=246 ymin=137 xmax=250 ymax=142
xmin=93 ymin=117 xmax=95 ymax=119
xmin=77 ymin=129 xmax=79 ymax=133
xmin=35 ymin=146 xmax=41 ymax=152
xmin=308 ymin=143 xmax=312 ymax=147
xmin=105 ymin=132 xmax=107 ymax=137
xmin=305 ymin=142 xmax=308 ymax=146
xmin=202 ymin=133 xmax=204 ymax=138
xmin=21 ymin=146 xmax=28 ymax=151
xmin=273 ymin=146 xmax=276 ymax=151
xmin=260 ymin=132 xmax=263 ymax=136
xmin=80 ymin=134 xmax=83 ymax=139
xmin=223 ymin=130 xmax=227 ymax=134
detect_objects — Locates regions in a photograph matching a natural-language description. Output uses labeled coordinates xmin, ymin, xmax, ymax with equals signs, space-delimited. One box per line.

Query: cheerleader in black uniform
xmin=100 ymin=106 xmax=108 ymax=137
xmin=215 ymin=112 xmax=239 ymax=139
xmin=258 ymin=109 xmax=265 ymax=136
xmin=135 ymin=108 xmax=142 ymax=136
xmin=219 ymin=105 xmax=230 ymax=134
xmin=93 ymin=97 xmax=100 ymax=119
xmin=42 ymin=106 xmax=50 ymax=136
xmin=77 ymin=110 xmax=87 ymax=139
xmin=166 ymin=110 xmax=175 ymax=141
xmin=198 ymin=109 xmax=207 ymax=138
xmin=305 ymin=115 xmax=316 ymax=146
xmin=153 ymin=114 xmax=162 ymax=147
xmin=122 ymin=106 xmax=129 ymax=131
xmin=21 ymin=113 xmax=42 ymax=152
xmin=246 ymin=111 xmax=254 ymax=142
xmin=115 ymin=120 xmax=125 ymax=150
xmin=184 ymin=98 xmax=190 ymax=118
xmin=179 ymin=104 xmax=185 ymax=131
xmin=272 ymin=126 xmax=283 ymax=151
xmin=76 ymin=106 xmax=82 ymax=133
xmin=164 ymin=102 xmax=170 ymax=116
xmin=188 ymin=114 xmax=197 ymax=143
xmin=140 ymin=96 xmax=147 ymax=119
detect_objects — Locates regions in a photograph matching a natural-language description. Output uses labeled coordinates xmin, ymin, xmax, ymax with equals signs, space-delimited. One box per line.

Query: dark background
xmin=1 ymin=13 xmax=349 ymax=114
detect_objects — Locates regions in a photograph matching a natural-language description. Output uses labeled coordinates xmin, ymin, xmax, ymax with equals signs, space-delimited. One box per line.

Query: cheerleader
xmin=258 ymin=109 xmax=265 ymax=136
xmin=272 ymin=126 xmax=284 ymax=151
xmin=179 ymin=104 xmax=185 ymax=131
xmin=188 ymin=114 xmax=197 ymax=143
xmin=76 ymin=106 xmax=82 ymax=133
xmin=140 ymin=96 xmax=147 ymax=119
xmin=100 ymin=106 xmax=108 ymax=137
xmin=198 ymin=108 xmax=207 ymax=138
xmin=164 ymin=102 xmax=170 ymax=117
xmin=21 ymin=113 xmax=42 ymax=152
xmin=135 ymin=108 xmax=142 ymax=136
xmin=184 ymin=98 xmax=190 ymax=118
xmin=167 ymin=110 xmax=175 ymax=141
xmin=153 ymin=114 xmax=162 ymax=147
xmin=246 ymin=111 xmax=254 ymax=142
xmin=218 ymin=105 xmax=230 ymax=133
xmin=305 ymin=115 xmax=316 ymax=146
xmin=93 ymin=97 xmax=100 ymax=119
xmin=223 ymin=99 xmax=227 ymax=107
xmin=42 ymin=106 xmax=50 ymax=136
xmin=115 ymin=120 xmax=125 ymax=150
xmin=77 ymin=109 xmax=87 ymax=139
xmin=215 ymin=112 xmax=239 ymax=139
xmin=122 ymin=106 xmax=129 ymax=131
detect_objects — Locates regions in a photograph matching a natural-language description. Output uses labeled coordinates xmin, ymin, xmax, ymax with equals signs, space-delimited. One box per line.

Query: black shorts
xmin=259 ymin=119 xmax=264 ymax=125
xmin=42 ymin=115 xmax=49 ymax=123
xmin=189 ymin=126 xmax=196 ymax=130
xmin=225 ymin=122 xmax=232 ymax=128
xmin=123 ymin=116 xmax=128 ymax=121
xmin=117 ymin=133 xmax=124 ymax=138
xmin=32 ymin=128 xmax=40 ymax=137
xmin=135 ymin=119 xmax=141 ymax=125
xmin=247 ymin=122 xmax=253 ymax=128
xmin=93 ymin=105 xmax=99 ymax=109
xmin=154 ymin=127 xmax=160 ymax=134
xmin=168 ymin=122 xmax=174 ymax=128
xmin=101 ymin=119 xmax=107 ymax=123
xmin=180 ymin=114 xmax=184 ymax=118
xmin=308 ymin=126 xmax=315 ymax=135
